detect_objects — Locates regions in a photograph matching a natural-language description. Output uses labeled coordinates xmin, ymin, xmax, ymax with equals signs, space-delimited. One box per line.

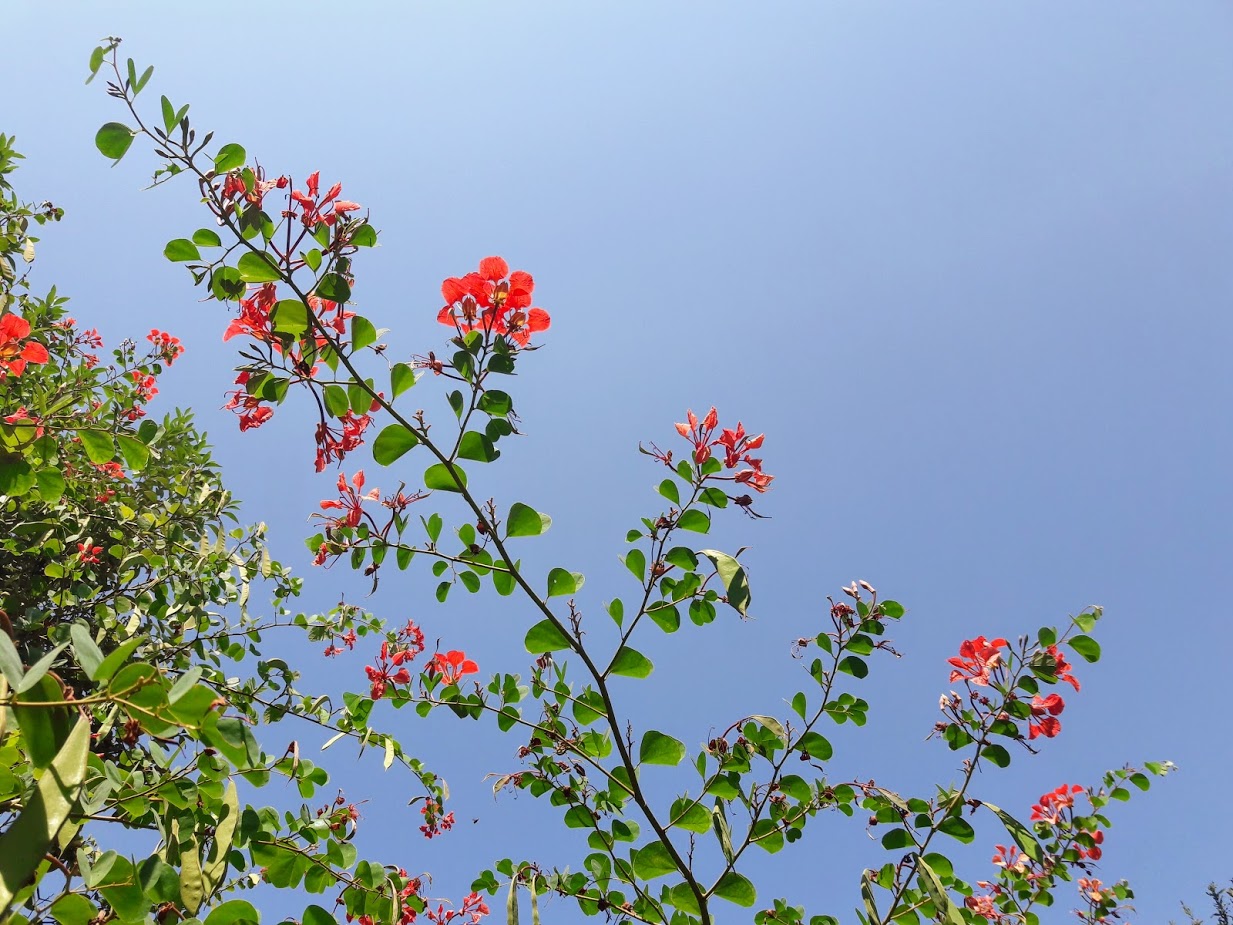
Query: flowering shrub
xmin=0 ymin=37 xmax=1179 ymax=925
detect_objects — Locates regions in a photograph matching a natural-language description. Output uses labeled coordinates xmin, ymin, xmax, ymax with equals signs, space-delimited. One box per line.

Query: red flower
xmin=290 ymin=172 xmax=357 ymax=227
xmin=4 ymin=407 xmax=44 ymax=438
xmin=1030 ymin=783 xmax=1083 ymax=824
xmin=146 ymin=329 xmax=185 ymax=364
xmin=437 ymin=257 xmax=549 ymax=346
xmin=224 ymin=283 xmax=278 ymax=342
xmin=430 ymin=650 xmax=478 ymax=685
xmin=77 ymin=543 xmax=103 ymax=564
xmin=947 ymin=635 xmax=1009 ymax=686
xmin=0 ymin=314 xmax=50 ymax=377
xmin=1045 ymin=644 xmax=1080 ymax=691
xmin=1028 ymin=693 xmax=1065 ymax=739
xmin=313 ymin=411 xmax=373 ymax=471
xmin=675 ymin=407 xmax=719 ymax=464
xmin=224 ymin=371 xmax=274 ymax=431
xmin=319 ymin=470 xmax=380 ymax=529
xmin=365 ymin=640 xmax=414 ymax=699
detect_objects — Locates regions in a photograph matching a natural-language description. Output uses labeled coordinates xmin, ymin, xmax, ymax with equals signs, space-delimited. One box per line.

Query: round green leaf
xmin=936 ymin=816 xmax=975 ymax=844
xmin=1069 ymin=634 xmax=1101 ymax=663
xmin=631 ymin=842 xmax=676 ymax=880
xmin=713 ymin=871 xmax=756 ymax=907
xmin=677 ymin=509 xmax=710 ymax=533
xmin=423 ymin=462 xmax=466 ymax=492
xmin=163 ymin=239 xmax=201 ymax=262
xmin=507 ymin=502 xmax=551 ymax=537
xmin=192 ymin=228 xmax=223 ymax=247
xmin=608 ymin=646 xmax=653 ymax=679
xmin=271 ymin=299 xmax=308 ymax=336
xmin=524 ymin=619 xmax=571 ymax=654
xmin=95 ymin=122 xmax=134 ymax=160
xmin=204 ymin=899 xmax=260 ymax=925
xmin=372 ymin=424 xmax=419 ymax=465
xmin=213 ymin=144 xmax=247 ymax=173
xmin=639 ymin=730 xmax=686 ymax=766
xmin=547 ymin=567 xmax=583 ymax=597
xmin=315 ymin=273 xmax=351 ymax=303
xmin=237 ymin=251 xmax=282 ymax=283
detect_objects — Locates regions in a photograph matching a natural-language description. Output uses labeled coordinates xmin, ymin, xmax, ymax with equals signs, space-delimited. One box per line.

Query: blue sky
xmin=5 ymin=2 xmax=1233 ymax=921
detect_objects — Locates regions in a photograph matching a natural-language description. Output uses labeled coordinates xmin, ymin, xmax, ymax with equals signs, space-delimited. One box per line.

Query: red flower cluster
xmin=418 ymin=797 xmax=456 ymax=840
xmin=224 ymin=371 xmax=274 ymax=431
xmin=4 ymin=407 xmax=43 ymax=438
xmin=77 ymin=543 xmax=103 ymax=564
xmin=146 ymin=328 xmax=184 ymax=364
xmin=436 ymin=256 xmax=550 ymax=347
xmin=323 ymin=629 xmax=357 ymax=658
xmin=1028 ymin=692 xmax=1065 ymax=739
xmin=224 ymin=282 xmax=277 ymax=343
xmin=130 ymin=370 xmax=158 ymax=403
xmin=0 ymin=314 xmax=49 ymax=377
xmin=1030 ymin=783 xmax=1083 ymax=824
xmin=314 ymin=409 xmax=374 ymax=472
xmin=365 ymin=640 xmax=413 ymax=700
xmin=423 ymin=892 xmax=489 ymax=925
xmin=947 ymin=635 xmax=1008 ymax=686
xmin=289 ymin=171 xmax=361 ymax=228
xmin=1045 ymin=644 xmax=1081 ymax=691
xmin=319 ymin=470 xmax=380 ymax=529
xmin=429 ymin=650 xmax=478 ymax=685
xmin=221 ymin=165 xmax=288 ymax=209
xmin=672 ymin=407 xmax=774 ymax=492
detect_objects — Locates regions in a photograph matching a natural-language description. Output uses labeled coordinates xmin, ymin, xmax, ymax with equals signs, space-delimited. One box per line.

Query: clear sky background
xmin=5 ymin=2 xmax=1232 ymax=922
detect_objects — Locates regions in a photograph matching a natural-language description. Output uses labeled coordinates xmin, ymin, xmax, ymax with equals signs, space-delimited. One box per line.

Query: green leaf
xmin=631 ymin=843 xmax=676 ymax=880
xmin=658 ymin=479 xmax=680 ymax=504
xmin=980 ymin=744 xmax=1011 ymax=768
xmin=163 ymin=239 xmax=201 ymax=262
xmin=211 ymin=266 xmax=245 ymax=301
xmin=0 ymin=717 xmax=90 ymax=916
xmin=0 ymin=454 xmax=35 ymax=496
xmin=391 ymin=363 xmax=416 ymax=396
xmin=423 ymin=462 xmax=466 ymax=492
xmin=915 ymin=854 xmax=965 ymax=925
xmin=350 ymin=224 xmax=378 ymax=247
xmin=69 ymin=625 xmax=103 ymax=678
xmin=116 ymin=435 xmax=150 ymax=472
xmin=271 ymin=299 xmax=309 ymax=336
xmin=881 ymin=828 xmax=911 ymax=849
xmin=797 ymin=730 xmax=832 ymax=760
xmin=639 ymin=730 xmax=686 ymax=766
xmin=17 ymin=644 xmax=67 ymax=694
xmin=623 ymin=548 xmax=646 ymax=581
xmin=237 ymin=251 xmax=282 ymax=283
xmin=478 ymin=390 xmax=512 ymax=417
xmin=95 ymin=122 xmax=134 ymax=161
xmin=50 ymin=894 xmax=96 ymax=925
xmin=749 ymin=714 xmax=788 ymax=747
xmin=677 ymin=509 xmax=710 ymax=533
xmin=982 ymin=802 xmax=1041 ymax=861
xmin=192 ymin=228 xmax=222 ymax=248
xmin=837 ymin=655 xmax=869 ymax=678
xmin=352 ymin=316 xmax=377 ymax=352
xmin=302 ymin=906 xmax=335 ymax=925
xmin=35 ymin=467 xmax=66 ymax=504
xmin=214 ymin=144 xmax=247 ymax=173
xmin=203 ymin=899 xmax=260 ymax=925
xmin=315 ymin=273 xmax=351 ymax=303
xmin=608 ymin=646 xmax=653 ymax=679
xmin=698 ymin=549 xmax=751 ymax=616
xmin=372 ymin=425 xmax=419 ymax=465
xmin=507 ymin=502 xmax=551 ymax=537
xmin=1069 ymin=634 xmax=1101 ymax=663
xmin=0 ymin=634 xmax=21 ymax=688
xmin=712 ymin=872 xmax=756 ymax=907
xmin=324 ymin=385 xmax=350 ymax=418
xmin=78 ymin=429 xmax=114 ymax=465
xmin=790 ymin=691 xmax=807 ymax=720
xmin=936 ymin=816 xmax=975 ymax=844
xmin=524 ymin=619 xmax=571 ymax=654
xmin=91 ymin=636 xmax=143 ymax=683
xmin=547 ymin=567 xmax=583 ymax=597
xmin=458 ymin=431 xmax=500 ymax=462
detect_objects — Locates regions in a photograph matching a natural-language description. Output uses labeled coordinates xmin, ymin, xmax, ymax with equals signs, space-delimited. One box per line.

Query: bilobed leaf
xmin=608 ymin=646 xmax=653 ymax=679
xmin=631 ymin=843 xmax=676 ymax=880
xmin=214 ymin=144 xmax=247 ymax=173
xmin=547 ymin=567 xmax=582 ymax=598
xmin=315 ymin=273 xmax=351 ymax=303
xmin=391 ymin=362 xmax=416 ymax=396
xmin=457 ymin=431 xmax=499 ymax=462
xmin=237 ymin=251 xmax=282 ymax=283
xmin=524 ymin=619 xmax=571 ymax=654
xmin=116 ymin=435 xmax=150 ymax=472
xmin=372 ymin=425 xmax=419 ymax=465
xmin=676 ymin=509 xmax=710 ymax=533
xmin=423 ymin=462 xmax=466 ymax=492
xmin=507 ymin=502 xmax=551 ymax=537
xmin=351 ymin=316 xmax=377 ymax=352
xmin=77 ymin=429 xmax=115 ymax=464
xmin=95 ymin=122 xmax=134 ymax=161
xmin=0 ymin=717 xmax=90 ymax=915
xmin=712 ymin=872 xmax=756 ymax=907
xmin=192 ymin=228 xmax=222 ymax=247
xmin=698 ymin=549 xmax=751 ymax=616
xmin=639 ymin=730 xmax=685 ymax=766
xmin=163 ymin=239 xmax=201 ymax=262
xmin=1069 ymin=634 xmax=1101 ymax=663
xmin=271 ymin=299 xmax=309 ymax=336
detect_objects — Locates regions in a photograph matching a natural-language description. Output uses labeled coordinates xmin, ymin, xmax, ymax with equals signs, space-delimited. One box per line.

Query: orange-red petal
xmin=478 ymin=256 xmax=509 ymax=281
